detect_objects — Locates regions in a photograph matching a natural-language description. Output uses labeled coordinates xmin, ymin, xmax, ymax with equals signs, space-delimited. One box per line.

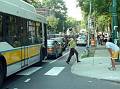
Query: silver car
xmin=51 ymin=37 xmax=66 ymax=51
xmin=47 ymin=39 xmax=62 ymax=58
xmin=77 ymin=35 xmax=87 ymax=46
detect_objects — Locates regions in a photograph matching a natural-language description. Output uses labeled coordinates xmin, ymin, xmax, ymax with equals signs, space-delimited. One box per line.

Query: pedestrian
xmin=97 ymin=34 xmax=100 ymax=45
xmin=100 ymin=34 xmax=103 ymax=45
xmin=90 ymin=35 xmax=96 ymax=47
xmin=66 ymin=37 xmax=80 ymax=64
xmin=105 ymin=38 xmax=119 ymax=71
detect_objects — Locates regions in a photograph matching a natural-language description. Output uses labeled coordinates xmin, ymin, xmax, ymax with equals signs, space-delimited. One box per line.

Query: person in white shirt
xmin=106 ymin=38 xmax=119 ymax=70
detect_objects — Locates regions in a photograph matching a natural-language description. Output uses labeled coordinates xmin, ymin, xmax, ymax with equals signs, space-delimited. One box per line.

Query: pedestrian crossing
xmin=44 ymin=67 xmax=65 ymax=76
xmin=16 ymin=59 xmax=66 ymax=76
xmin=24 ymin=78 xmax=31 ymax=83
xmin=15 ymin=50 xmax=70 ymax=76
xmin=17 ymin=66 xmax=65 ymax=76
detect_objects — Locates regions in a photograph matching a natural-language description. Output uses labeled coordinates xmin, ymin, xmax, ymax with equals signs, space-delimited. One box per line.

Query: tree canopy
xmin=76 ymin=0 xmax=120 ymax=32
xmin=23 ymin=0 xmax=68 ymax=33
xmin=42 ymin=0 xmax=67 ymax=32
xmin=47 ymin=15 xmax=59 ymax=33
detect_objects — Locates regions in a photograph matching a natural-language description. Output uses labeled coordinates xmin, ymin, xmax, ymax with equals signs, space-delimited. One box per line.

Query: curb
xmin=81 ymin=47 xmax=95 ymax=59
xmin=101 ymin=79 xmax=120 ymax=84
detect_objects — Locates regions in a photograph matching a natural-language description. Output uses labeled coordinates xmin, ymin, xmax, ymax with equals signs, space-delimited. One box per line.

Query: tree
xmin=80 ymin=20 xmax=86 ymax=28
xmin=97 ymin=15 xmax=110 ymax=32
xmin=77 ymin=0 xmax=111 ymax=32
xmin=23 ymin=0 xmax=36 ymax=3
xmin=65 ymin=17 xmax=77 ymax=29
xmin=65 ymin=17 xmax=81 ymax=34
xmin=47 ymin=16 xmax=59 ymax=33
xmin=42 ymin=0 xmax=67 ymax=32
xmin=77 ymin=0 xmax=111 ymax=16
xmin=23 ymin=0 xmax=43 ymax=8
xmin=42 ymin=0 xmax=67 ymax=16
xmin=23 ymin=0 xmax=67 ymax=33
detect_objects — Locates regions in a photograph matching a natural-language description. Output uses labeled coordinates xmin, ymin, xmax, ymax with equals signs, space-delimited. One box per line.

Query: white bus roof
xmin=0 ymin=0 xmax=47 ymax=23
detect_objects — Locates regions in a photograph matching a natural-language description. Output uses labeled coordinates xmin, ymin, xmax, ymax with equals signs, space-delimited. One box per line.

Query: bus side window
xmin=35 ymin=23 xmax=40 ymax=44
xmin=28 ymin=21 xmax=36 ymax=45
xmin=13 ymin=35 xmax=21 ymax=47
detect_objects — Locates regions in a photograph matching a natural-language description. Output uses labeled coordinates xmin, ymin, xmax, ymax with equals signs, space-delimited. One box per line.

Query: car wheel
xmin=0 ymin=61 xmax=5 ymax=88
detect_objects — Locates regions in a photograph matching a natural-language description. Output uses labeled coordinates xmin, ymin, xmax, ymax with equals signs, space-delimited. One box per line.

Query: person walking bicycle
xmin=66 ymin=38 xmax=80 ymax=64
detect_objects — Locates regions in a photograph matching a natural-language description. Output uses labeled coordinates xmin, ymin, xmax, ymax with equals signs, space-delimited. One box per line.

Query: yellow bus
xmin=0 ymin=0 xmax=47 ymax=87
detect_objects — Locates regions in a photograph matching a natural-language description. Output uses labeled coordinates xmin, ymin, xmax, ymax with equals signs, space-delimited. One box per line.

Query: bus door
xmin=19 ymin=20 xmax=29 ymax=68
xmin=43 ymin=24 xmax=47 ymax=56
xmin=41 ymin=23 xmax=47 ymax=59
xmin=21 ymin=45 xmax=29 ymax=68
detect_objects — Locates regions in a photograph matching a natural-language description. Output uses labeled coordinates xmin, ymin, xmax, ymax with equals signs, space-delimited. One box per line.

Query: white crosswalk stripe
xmin=44 ymin=67 xmax=65 ymax=76
xmin=50 ymin=60 xmax=57 ymax=64
xmin=24 ymin=78 xmax=31 ymax=83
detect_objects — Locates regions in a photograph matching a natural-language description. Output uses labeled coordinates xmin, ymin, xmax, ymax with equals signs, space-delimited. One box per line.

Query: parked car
xmin=51 ymin=37 xmax=66 ymax=51
xmin=77 ymin=35 xmax=87 ymax=46
xmin=47 ymin=39 xmax=62 ymax=58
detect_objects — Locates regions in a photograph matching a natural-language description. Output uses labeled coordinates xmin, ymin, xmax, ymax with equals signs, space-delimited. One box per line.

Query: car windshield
xmin=47 ymin=40 xmax=54 ymax=46
xmin=57 ymin=39 xmax=62 ymax=42
xmin=81 ymin=36 xmax=86 ymax=39
xmin=78 ymin=35 xmax=86 ymax=39
xmin=52 ymin=38 xmax=63 ymax=43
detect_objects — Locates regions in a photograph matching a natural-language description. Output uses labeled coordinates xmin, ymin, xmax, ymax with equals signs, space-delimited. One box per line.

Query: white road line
xmin=88 ymin=81 xmax=93 ymax=83
xmin=13 ymin=88 xmax=18 ymax=89
xmin=50 ymin=52 xmax=69 ymax=64
xmin=50 ymin=60 xmax=57 ymax=64
xmin=56 ymin=52 xmax=69 ymax=60
xmin=59 ymin=52 xmax=69 ymax=58
xmin=24 ymin=78 xmax=31 ymax=83
xmin=44 ymin=67 xmax=65 ymax=76
xmin=17 ymin=67 xmax=42 ymax=75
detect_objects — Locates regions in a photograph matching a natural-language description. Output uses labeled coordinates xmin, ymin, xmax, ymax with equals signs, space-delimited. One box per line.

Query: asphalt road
xmin=2 ymin=46 xmax=120 ymax=89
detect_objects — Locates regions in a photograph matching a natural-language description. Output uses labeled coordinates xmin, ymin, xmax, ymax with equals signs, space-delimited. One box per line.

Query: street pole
xmin=87 ymin=1 xmax=92 ymax=47
xmin=63 ymin=21 xmax=65 ymax=34
xmin=111 ymin=0 xmax=118 ymax=44
xmin=111 ymin=0 xmax=119 ymax=61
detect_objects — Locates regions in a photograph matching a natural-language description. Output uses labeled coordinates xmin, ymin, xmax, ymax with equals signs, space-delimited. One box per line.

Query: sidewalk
xmin=71 ymin=45 xmax=120 ymax=82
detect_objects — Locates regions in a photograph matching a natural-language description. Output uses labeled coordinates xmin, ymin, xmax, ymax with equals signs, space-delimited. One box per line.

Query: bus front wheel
xmin=0 ymin=60 xmax=6 ymax=88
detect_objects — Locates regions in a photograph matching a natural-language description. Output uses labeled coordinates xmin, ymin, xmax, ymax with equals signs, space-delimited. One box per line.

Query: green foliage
xmin=77 ymin=0 xmax=120 ymax=33
xmin=23 ymin=0 xmax=43 ymax=8
xmin=32 ymin=2 xmax=42 ymax=8
xmin=97 ymin=15 xmax=110 ymax=32
xmin=47 ymin=16 xmax=59 ymax=32
xmin=81 ymin=20 xmax=86 ymax=28
xmin=77 ymin=0 xmax=112 ymax=32
xmin=77 ymin=0 xmax=111 ymax=16
xmin=65 ymin=17 xmax=77 ymax=28
xmin=42 ymin=0 xmax=67 ymax=32
xmin=42 ymin=0 xmax=67 ymax=15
